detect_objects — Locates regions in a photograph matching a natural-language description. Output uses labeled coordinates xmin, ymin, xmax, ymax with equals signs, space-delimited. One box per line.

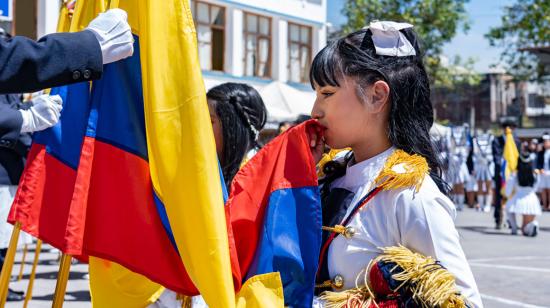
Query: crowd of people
xmin=437 ymin=123 xmax=545 ymax=237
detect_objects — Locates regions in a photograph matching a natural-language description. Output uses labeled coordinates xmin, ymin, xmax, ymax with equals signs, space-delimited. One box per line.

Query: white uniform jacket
xmin=323 ymin=147 xmax=483 ymax=307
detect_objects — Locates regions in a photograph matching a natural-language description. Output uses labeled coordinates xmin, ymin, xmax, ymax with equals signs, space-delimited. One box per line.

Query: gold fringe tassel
xmin=319 ymin=246 xmax=468 ymax=308
xmin=374 ymin=150 xmax=429 ymax=193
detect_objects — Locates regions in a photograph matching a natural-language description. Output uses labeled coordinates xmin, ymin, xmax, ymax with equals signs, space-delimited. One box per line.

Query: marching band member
xmin=307 ymin=21 xmax=482 ymax=307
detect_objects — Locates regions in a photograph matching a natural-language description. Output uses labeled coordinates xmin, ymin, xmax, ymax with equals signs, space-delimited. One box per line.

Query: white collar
xmin=335 ymin=146 xmax=396 ymax=191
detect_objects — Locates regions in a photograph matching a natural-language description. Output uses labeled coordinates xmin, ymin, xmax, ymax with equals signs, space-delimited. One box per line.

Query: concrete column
xmin=230 ymin=8 xmax=244 ymax=76
xmin=275 ymin=18 xmax=288 ymax=82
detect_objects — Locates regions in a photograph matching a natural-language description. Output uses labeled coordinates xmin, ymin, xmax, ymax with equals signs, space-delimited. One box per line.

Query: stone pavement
xmin=3 ymin=207 xmax=550 ymax=307
xmin=455 ymin=208 xmax=550 ymax=308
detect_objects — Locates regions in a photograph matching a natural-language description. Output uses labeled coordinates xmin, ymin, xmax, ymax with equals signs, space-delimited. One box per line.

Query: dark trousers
xmin=493 ymin=164 xmax=503 ymax=226
xmin=0 ymin=247 xmax=6 ymax=270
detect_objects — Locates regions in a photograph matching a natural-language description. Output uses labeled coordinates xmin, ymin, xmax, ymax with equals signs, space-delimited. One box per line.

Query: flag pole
xmin=52 ymin=254 xmax=72 ymax=308
xmin=0 ymin=221 xmax=22 ymax=306
xmin=23 ymin=239 xmax=42 ymax=308
xmin=17 ymin=243 xmax=28 ymax=281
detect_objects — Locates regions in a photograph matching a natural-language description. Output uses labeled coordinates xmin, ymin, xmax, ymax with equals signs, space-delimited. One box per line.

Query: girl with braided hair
xmin=206 ymin=82 xmax=267 ymax=188
xmin=307 ymin=22 xmax=482 ymax=307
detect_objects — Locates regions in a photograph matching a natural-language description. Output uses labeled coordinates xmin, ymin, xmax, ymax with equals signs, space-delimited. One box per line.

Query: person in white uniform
xmin=307 ymin=22 xmax=482 ymax=307
xmin=449 ymin=127 xmax=470 ymax=210
xmin=506 ymin=153 xmax=541 ymax=236
xmin=473 ymin=134 xmax=494 ymax=212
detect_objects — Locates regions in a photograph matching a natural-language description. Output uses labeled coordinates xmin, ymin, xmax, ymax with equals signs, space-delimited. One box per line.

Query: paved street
xmin=4 ymin=207 xmax=550 ymax=307
xmin=455 ymin=208 xmax=550 ymax=308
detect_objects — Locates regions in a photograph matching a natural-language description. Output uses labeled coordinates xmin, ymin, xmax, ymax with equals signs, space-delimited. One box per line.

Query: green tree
xmin=341 ymin=0 xmax=470 ymax=85
xmin=486 ymin=0 xmax=550 ymax=81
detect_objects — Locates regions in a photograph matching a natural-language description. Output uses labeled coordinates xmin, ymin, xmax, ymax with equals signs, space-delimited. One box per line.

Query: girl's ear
xmin=369 ymin=80 xmax=390 ymax=114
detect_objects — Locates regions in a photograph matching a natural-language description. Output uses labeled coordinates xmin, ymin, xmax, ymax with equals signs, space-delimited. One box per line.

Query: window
xmin=243 ymin=13 xmax=272 ymax=78
xmin=191 ymin=1 xmax=225 ymax=71
xmin=288 ymin=23 xmax=312 ymax=83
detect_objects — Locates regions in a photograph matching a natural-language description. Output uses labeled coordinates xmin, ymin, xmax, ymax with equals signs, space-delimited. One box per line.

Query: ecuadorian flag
xmin=229 ymin=121 xmax=322 ymax=307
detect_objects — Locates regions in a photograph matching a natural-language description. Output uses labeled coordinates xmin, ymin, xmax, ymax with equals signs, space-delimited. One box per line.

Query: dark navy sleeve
xmin=0 ymin=30 xmax=103 ymax=94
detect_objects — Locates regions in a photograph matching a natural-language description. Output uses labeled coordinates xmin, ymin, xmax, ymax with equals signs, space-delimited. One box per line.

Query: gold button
xmin=332 ymin=274 xmax=344 ymax=289
xmin=343 ymin=226 xmax=356 ymax=239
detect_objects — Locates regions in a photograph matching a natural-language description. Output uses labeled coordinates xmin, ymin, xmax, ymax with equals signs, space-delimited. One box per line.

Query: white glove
xmin=86 ymin=8 xmax=134 ymax=64
xmin=20 ymin=95 xmax=63 ymax=133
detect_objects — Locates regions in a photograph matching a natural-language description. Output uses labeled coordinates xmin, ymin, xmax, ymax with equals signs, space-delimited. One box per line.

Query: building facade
xmin=1 ymin=0 xmax=327 ymax=125
xmin=190 ymin=0 xmax=326 ymax=85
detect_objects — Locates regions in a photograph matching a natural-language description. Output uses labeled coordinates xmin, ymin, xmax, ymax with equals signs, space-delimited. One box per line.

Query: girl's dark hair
xmin=207 ymin=83 xmax=267 ymax=188
xmin=309 ymin=27 xmax=449 ymax=194
xmin=517 ymin=155 xmax=535 ymax=187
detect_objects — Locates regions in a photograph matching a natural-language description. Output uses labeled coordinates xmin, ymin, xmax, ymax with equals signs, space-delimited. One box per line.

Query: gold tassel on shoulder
xmin=319 ymin=246 xmax=468 ymax=308
xmin=376 ymin=246 xmax=467 ymax=308
xmin=374 ymin=150 xmax=430 ymax=193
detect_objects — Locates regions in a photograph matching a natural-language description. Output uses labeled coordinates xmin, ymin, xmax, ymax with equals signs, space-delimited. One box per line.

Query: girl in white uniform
xmin=473 ymin=134 xmax=494 ymax=212
xmin=307 ymin=22 xmax=482 ymax=307
xmin=506 ymin=153 xmax=541 ymax=236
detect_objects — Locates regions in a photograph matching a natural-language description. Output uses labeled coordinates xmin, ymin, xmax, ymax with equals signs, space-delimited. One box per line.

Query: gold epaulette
xmin=374 ymin=150 xmax=430 ymax=193
xmin=319 ymin=246 xmax=468 ymax=308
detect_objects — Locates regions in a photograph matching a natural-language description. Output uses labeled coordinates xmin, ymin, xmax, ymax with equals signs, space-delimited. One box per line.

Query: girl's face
xmin=310 ymin=76 xmax=389 ymax=150
xmin=207 ymin=100 xmax=224 ymax=160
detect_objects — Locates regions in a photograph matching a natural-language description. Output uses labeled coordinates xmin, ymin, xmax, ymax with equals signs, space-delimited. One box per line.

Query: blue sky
xmin=327 ymin=0 xmax=515 ymax=73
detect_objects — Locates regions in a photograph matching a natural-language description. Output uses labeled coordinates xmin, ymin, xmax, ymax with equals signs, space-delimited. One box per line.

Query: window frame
xmin=191 ymin=0 xmax=226 ymax=72
xmin=287 ymin=22 xmax=313 ymax=83
xmin=243 ymin=12 xmax=273 ymax=79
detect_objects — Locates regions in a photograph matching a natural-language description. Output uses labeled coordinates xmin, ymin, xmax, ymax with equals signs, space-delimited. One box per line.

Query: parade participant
xmin=506 ymin=153 xmax=541 ymax=236
xmin=492 ymin=122 xmax=518 ymax=229
xmin=206 ymin=82 xmax=267 ymax=187
xmin=465 ymin=144 xmax=478 ymax=209
xmin=536 ymin=133 xmax=550 ymax=211
xmin=307 ymin=21 xmax=482 ymax=307
xmin=0 ymin=8 xmax=133 ymax=94
xmin=473 ymin=133 xmax=494 ymax=212
xmin=449 ymin=128 xmax=470 ymax=210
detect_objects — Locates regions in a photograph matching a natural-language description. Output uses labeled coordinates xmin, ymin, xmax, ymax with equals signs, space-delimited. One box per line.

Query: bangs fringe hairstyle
xmin=310 ymin=27 xmax=449 ymax=194
xmin=207 ymin=83 xmax=267 ymax=188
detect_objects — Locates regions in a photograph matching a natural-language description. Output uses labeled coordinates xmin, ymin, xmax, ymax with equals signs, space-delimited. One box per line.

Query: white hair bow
xmin=366 ymin=21 xmax=416 ymax=57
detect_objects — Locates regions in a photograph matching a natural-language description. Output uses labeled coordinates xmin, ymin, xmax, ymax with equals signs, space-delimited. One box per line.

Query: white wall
xmin=36 ymin=0 xmax=60 ymax=38
xmin=229 ymin=8 xmax=244 ymax=76
xmin=273 ymin=17 xmax=288 ymax=82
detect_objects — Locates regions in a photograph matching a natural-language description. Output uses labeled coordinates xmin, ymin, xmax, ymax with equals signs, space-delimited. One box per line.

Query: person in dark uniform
xmin=492 ymin=121 xmax=520 ymax=229
xmin=0 ymin=8 xmax=133 ymax=94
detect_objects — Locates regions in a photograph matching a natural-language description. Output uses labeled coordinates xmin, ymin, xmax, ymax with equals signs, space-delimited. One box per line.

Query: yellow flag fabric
xmin=136 ymin=0 xmax=234 ymax=307
xmin=503 ymin=127 xmax=519 ymax=179
xmin=64 ymin=2 xmax=163 ymax=307
xmin=235 ymin=273 xmax=284 ymax=308
xmin=89 ymin=257 xmax=164 ymax=307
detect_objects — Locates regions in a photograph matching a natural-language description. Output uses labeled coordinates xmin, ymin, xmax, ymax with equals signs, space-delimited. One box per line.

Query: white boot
xmin=523 ymin=220 xmax=539 ymax=237
xmin=477 ymin=195 xmax=485 ymax=211
xmin=507 ymin=212 xmax=518 ymax=235
xmin=457 ymin=194 xmax=465 ymax=210
xmin=483 ymin=194 xmax=492 ymax=212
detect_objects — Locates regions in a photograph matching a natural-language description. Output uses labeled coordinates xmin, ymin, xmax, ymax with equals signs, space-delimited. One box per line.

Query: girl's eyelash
xmin=322 ymin=92 xmax=333 ymax=96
